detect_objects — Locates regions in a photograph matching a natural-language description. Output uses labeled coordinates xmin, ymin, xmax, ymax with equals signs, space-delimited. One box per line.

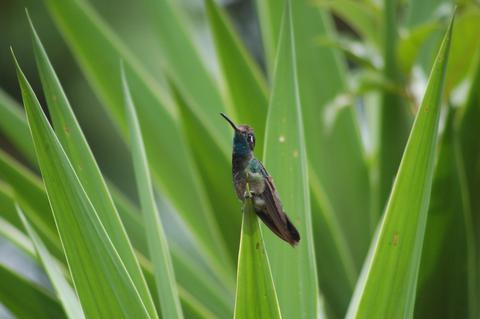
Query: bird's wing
xmin=252 ymin=159 xmax=300 ymax=246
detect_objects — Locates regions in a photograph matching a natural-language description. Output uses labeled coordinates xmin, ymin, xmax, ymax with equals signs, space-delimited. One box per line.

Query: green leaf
xmin=0 ymin=89 xmax=36 ymax=162
xmin=141 ymin=0 xmax=232 ymax=153
xmin=28 ymin=16 xmax=158 ymax=319
xmin=170 ymin=81 xmax=241 ymax=261
xmin=347 ymin=14 xmax=454 ymax=318
xmin=0 ymin=263 xmax=66 ymax=319
xmin=262 ymin=3 xmax=319 ymax=318
xmin=111 ymin=185 xmax=234 ymax=318
xmin=397 ymin=21 xmax=440 ymax=74
xmin=44 ymin=0 xmax=234 ymax=279
xmin=376 ymin=0 xmax=412 ymax=221
xmin=0 ymin=150 xmax=62 ymax=259
xmin=0 ymin=216 xmax=35 ymax=258
xmin=13 ymin=52 xmax=154 ymax=319
xmin=234 ymin=199 xmax=281 ymax=319
xmin=444 ymin=7 xmax=480 ymax=95
xmin=123 ymin=70 xmax=184 ymax=319
xmin=204 ymin=0 xmax=268 ymax=153
xmin=414 ymin=107 xmax=476 ymax=318
xmin=456 ymin=45 xmax=480 ymax=319
xmin=255 ymin=0 xmax=283 ymax=77
xmin=315 ymin=0 xmax=381 ymax=47
xmin=17 ymin=205 xmax=86 ymax=319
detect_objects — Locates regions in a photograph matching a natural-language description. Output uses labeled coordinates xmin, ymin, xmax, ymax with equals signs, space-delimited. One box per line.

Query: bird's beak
xmin=220 ymin=113 xmax=239 ymax=131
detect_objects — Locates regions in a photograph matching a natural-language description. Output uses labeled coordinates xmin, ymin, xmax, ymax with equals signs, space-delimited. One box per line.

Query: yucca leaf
xmin=44 ymin=0 xmax=234 ymax=279
xmin=123 ymin=70 xmax=184 ymax=319
xmin=0 ymin=150 xmax=62 ymax=259
xmin=0 ymin=263 xmax=66 ymax=319
xmin=315 ymin=0 xmax=381 ymax=47
xmin=2 ymin=145 xmax=232 ymax=318
xmin=376 ymin=0 xmax=412 ymax=220
xmin=13 ymin=52 xmax=153 ymax=319
xmin=0 ymin=216 xmax=35 ymax=258
xmin=28 ymin=16 xmax=158 ymax=319
xmin=112 ymin=185 xmax=234 ymax=318
xmin=414 ymin=108 xmax=476 ymax=318
xmin=254 ymin=0 xmax=283 ymax=77
xmin=0 ymin=89 xmax=36 ymax=162
xmin=204 ymin=0 xmax=268 ymax=153
xmin=347 ymin=14 xmax=453 ymax=318
xmin=0 ymin=182 xmax=22 ymax=229
xmin=258 ymin=1 xmax=370 ymax=315
xmin=234 ymin=199 xmax=282 ymax=319
xmin=17 ymin=205 xmax=85 ymax=319
xmin=262 ymin=2 xmax=320 ymax=318
xmin=457 ymin=46 xmax=480 ymax=318
xmin=171 ymin=82 xmax=240 ymax=261
xmin=141 ymin=0 xmax=232 ymax=152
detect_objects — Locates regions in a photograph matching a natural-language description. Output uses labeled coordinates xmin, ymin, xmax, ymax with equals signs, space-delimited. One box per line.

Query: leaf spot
xmin=256 ymin=242 xmax=260 ymax=250
xmin=391 ymin=232 xmax=399 ymax=246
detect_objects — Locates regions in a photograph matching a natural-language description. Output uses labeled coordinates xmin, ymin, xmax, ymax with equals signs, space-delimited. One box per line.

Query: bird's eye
xmin=248 ymin=134 xmax=255 ymax=145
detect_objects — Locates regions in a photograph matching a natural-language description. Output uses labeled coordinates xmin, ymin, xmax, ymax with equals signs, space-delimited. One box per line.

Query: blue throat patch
xmin=233 ymin=133 xmax=251 ymax=157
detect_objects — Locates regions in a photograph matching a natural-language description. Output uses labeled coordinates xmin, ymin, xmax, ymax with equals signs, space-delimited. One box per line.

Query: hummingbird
xmin=220 ymin=113 xmax=300 ymax=246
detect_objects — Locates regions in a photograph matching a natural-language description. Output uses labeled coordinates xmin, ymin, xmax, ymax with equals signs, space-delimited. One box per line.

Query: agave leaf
xmin=14 ymin=52 xmax=153 ymax=319
xmin=234 ymin=199 xmax=282 ymax=319
xmin=347 ymin=14 xmax=453 ymax=318
xmin=262 ymin=3 xmax=320 ymax=318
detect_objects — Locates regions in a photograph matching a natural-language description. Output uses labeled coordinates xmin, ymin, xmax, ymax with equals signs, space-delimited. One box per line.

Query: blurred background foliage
xmin=0 ymin=0 xmax=479 ymax=318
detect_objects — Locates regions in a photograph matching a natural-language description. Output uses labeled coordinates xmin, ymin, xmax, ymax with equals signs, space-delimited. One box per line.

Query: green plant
xmin=0 ymin=0 xmax=478 ymax=318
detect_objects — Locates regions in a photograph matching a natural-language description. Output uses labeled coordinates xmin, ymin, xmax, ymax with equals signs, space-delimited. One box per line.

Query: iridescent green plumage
xmin=221 ymin=113 xmax=300 ymax=246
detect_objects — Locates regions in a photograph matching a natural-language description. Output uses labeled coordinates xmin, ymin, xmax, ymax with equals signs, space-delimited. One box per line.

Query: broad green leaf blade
xmin=262 ymin=3 xmax=319 ymax=318
xmin=204 ymin=0 xmax=268 ymax=153
xmin=347 ymin=15 xmax=453 ymax=318
xmin=0 ymin=263 xmax=66 ymax=319
xmin=414 ymin=108 xmax=476 ymax=318
xmin=376 ymin=0 xmax=412 ymax=220
xmin=0 ymin=89 xmax=36 ymax=162
xmin=457 ymin=46 xmax=480 ymax=319
xmin=28 ymin=18 xmax=158 ymax=319
xmin=141 ymin=0 xmax=231 ymax=152
xmin=13 ymin=54 xmax=153 ymax=319
xmin=170 ymin=82 xmax=241 ymax=260
xmin=44 ymin=0 xmax=234 ymax=279
xmin=123 ymin=71 xmax=183 ymax=319
xmin=234 ymin=199 xmax=281 ymax=319
xmin=17 ymin=205 xmax=85 ymax=319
